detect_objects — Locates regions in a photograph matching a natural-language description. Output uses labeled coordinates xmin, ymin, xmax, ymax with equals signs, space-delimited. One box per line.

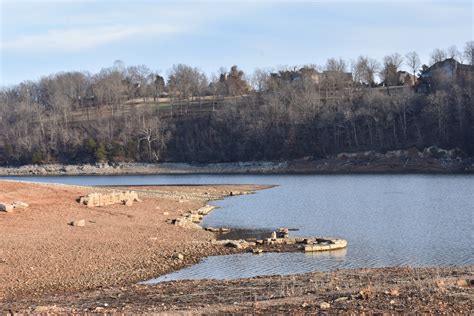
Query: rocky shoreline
xmin=1 ymin=155 xmax=473 ymax=176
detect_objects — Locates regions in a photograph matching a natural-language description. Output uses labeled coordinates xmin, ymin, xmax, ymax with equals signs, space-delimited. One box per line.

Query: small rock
xmin=225 ymin=240 xmax=248 ymax=249
xmin=70 ymin=219 xmax=86 ymax=227
xmin=456 ymin=279 xmax=469 ymax=287
xmin=173 ymin=253 xmax=184 ymax=260
xmin=390 ymin=288 xmax=400 ymax=296
xmin=319 ymin=302 xmax=330 ymax=309
xmin=389 ymin=300 xmax=396 ymax=305
xmin=163 ymin=212 xmax=169 ymax=216
xmin=334 ymin=296 xmax=348 ymax=302
xmin=205 ymin=227 xmax=220 ymax=232
xmin=252 ymin=248 xmax=263 ymax=254
xmin=359 ymin=287 xmax=373 ymax=300
xmin=124 ymin=200 xmax=133 ymax=206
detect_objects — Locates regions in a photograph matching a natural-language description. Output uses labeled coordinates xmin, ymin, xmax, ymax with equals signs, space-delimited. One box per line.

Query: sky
xmin=0 ymin=0 xmax=472 ymax=86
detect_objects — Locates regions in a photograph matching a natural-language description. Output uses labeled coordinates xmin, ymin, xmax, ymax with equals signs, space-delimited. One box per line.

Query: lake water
xmin=3 ymin=174 xmax=473 ymax=282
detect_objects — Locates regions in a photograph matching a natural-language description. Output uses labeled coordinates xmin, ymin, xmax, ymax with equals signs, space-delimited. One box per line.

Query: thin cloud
xmin=1 ymin=24 xmax=183 ymax=52
xmin=0 ymin=1 xmax=256 ymax=53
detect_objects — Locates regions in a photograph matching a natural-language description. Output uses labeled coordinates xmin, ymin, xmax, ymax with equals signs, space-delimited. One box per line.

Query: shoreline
xmin=1 ymin=180 xmax=472 ymax=314
xmin=0 ymin=156 xmax=473 ymax=177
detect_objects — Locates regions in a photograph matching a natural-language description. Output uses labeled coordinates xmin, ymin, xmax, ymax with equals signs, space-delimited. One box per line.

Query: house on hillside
xmin=397 ymin=71 xmax=416 ymax=86
xmin=417 ymin=58 xmax=473 ymax=92
xmin=269 ymin=67 xmax=352 ymax=88
xmin=270 ymin=67 xmax=319 ymax=84
xmin=320 ymin=71 xmax=353 ymax=87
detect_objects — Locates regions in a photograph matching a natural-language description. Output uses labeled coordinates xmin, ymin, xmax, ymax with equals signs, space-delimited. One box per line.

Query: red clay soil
xmin=0 ymin=180 xmax=266 ymax=300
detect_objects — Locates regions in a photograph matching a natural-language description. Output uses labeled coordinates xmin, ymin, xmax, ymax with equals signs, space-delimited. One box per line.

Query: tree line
xmin=0 ymin=42 xmax=473 ymax=165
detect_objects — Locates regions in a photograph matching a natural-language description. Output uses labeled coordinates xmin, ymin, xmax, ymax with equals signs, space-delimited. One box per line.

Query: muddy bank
xmin=0 ymin=180 xmax=269 ymax=301
xmin=3 ymin=266 xmax=473 ymax=314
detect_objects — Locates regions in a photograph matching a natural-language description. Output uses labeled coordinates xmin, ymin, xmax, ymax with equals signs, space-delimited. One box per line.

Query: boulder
xmin=0 ymin=203 xmax=14 ymax=213
xmin=172 ymin=218 xmax=201 ymax=230
xmin=225 ymin=240 xmax=248 ymax=249
xmin=12 ymin=201 xmax=29 ymax=209
xmin=276 ymin=228 xmax=289 ymax=238
xmin=196 ymin=205 xmax=216 ymax=215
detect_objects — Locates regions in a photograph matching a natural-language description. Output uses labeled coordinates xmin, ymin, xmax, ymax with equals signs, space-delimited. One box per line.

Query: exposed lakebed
xmin=4 ymin=174 xmax=473 ymax=282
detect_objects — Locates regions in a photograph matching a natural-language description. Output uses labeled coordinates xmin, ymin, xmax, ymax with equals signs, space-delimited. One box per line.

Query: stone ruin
xmin=78 ymin=191 xmax=141 ymax=207
xmin=169 ymin=205 xmax=217 ymax=229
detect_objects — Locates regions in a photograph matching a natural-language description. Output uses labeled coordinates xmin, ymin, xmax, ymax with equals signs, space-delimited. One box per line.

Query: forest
xmin=0 ymin=43 xmax=473 ymax=166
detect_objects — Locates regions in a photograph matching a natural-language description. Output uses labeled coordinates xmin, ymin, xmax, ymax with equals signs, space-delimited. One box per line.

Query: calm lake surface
xmin=4 ymin=174 xmax=473 ymax=282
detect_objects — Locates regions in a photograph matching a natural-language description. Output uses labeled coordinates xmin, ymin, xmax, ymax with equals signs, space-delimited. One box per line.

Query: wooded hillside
xmin=1 ymin=44 xmax=473 ymax=165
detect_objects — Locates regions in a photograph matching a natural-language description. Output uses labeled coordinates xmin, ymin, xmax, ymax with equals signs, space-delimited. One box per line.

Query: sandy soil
xmin=0 ymin=180 xmax=267 ymax=300
xmin=1 ymin=180 xmax=472 ymax=314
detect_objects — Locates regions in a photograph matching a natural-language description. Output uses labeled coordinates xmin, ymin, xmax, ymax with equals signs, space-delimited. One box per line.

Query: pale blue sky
xmin=0 ymin=0 xmax=472 ymax=86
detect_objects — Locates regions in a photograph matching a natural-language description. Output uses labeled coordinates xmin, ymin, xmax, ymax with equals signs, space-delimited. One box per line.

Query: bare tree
xmin=325 ymin=58 xmax=347 ymax=72
xmin=381 ymin=53 xmax=403 ymax=86
xmin=464 ymin=41 xmax=474 ymax=65
xmin=447 ymin=45 xmax=462 ymax=62
xmin=168 ymin=64 xmax=206 ymax=115
xmin=430 ymin=48 xmax=447 ymax=65
xmin=138 ymin=126 xmax=159 ymax=162
xmin=252 ymin=68 xmax=270 ymax=92
xmin=405 ymin=51 xmax=421 ymax=86
xmin=126 ymin=65 xmax=152 ymax=102
xmin=353 ymin=56 xmax=380 ymax=86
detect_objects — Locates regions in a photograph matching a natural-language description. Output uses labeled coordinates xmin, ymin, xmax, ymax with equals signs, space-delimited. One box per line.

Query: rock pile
xmin=79 ymin=191 xmax=141 ymax=207
xmin=170 ymin=205 xmax=217 ymax=230
xmin=0 ymin=201 xmax=29 ymax=213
